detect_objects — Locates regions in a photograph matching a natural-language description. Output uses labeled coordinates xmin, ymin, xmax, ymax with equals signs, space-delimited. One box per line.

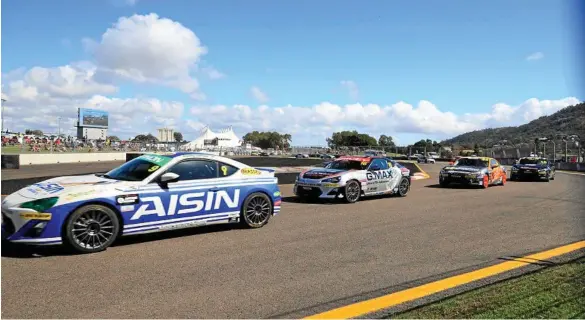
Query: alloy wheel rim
xmin=72 ymin=210 xmax=115 ymax=250
xmin=346 ymin=182 xmax=360 ymax=201
xmin=245 ymin=197 xmax=271 ymax=226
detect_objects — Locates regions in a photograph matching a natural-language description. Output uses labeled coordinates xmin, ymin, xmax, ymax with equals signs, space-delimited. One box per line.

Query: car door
xmin=365 ymin=158 xmax=392 ymax=193
xmin=128 ymin=159 xmax=222 ymax=227
xmin=490 ymin=159 xmax=502 ymax=183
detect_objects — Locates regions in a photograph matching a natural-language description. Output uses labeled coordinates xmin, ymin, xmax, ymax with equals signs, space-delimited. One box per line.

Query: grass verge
xmin=390 ymin=256 xmax=585 ymax=319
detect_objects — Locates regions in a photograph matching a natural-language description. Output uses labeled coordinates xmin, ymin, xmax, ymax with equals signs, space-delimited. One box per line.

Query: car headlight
xmin=322 ymin=176 xmax=341 ymax=183
xmin=512 ymin=167 xmax=518 ymax=171
xmin=539 ymin=169 xmax=547 ymax=172
xmin=19 ymin=197 xmax=59 ymax=212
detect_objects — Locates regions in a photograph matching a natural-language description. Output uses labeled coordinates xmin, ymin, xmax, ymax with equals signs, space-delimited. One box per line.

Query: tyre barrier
xmin=1 ymin=155 xmax=20 ymax=169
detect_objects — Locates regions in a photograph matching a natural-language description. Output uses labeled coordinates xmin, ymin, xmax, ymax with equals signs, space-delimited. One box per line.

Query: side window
xmin=167 ymin=160 xmax=218 ymax=181
xmin=490 ymin=159 xmax=498 ymax=168
xmin=370 ymin=159 xmax=389 ymax=170
xmin=217 ymin=162 xmax=239 ymax=177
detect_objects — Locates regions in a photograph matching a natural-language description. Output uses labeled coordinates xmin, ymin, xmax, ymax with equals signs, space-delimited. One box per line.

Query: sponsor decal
xmin=130 ymin=189 xmax=240 ymax=220
xmin=322 ymin=183 xmax=339 ymax=188
xmin=241 ymin=168 xmax=262 ymax=175
xmin=30 ymin=182 xmax=65 ymax=194
xmin=65 ymin=190 xmax=96 ymax=200
xmin=273 ymin=191 xmax=281 ymax=197
xmin=159 ymin=220 xmax=206 ymax=230
xmin=138 ymin=154 xmax=170 ymax=165
xmin=366 ymin=170 xmax=393 ymax=181
xmin=116 ymin=194 xmax=140 ymax=205
xmin=20 ymin=212 xmax=52 ymax=220
xmin=120 ymin=205 xmax=135 ymax=212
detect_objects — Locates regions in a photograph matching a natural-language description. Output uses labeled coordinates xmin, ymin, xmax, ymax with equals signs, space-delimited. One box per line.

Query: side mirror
xmin=159 ymin=172 xmax=180 ymax=184
xmin=369 ymin=165 xmax=381 ymax=171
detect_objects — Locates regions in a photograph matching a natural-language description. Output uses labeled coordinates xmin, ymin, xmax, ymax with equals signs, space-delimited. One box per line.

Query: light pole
xmin=538 ymin=137 xmax=554 ymax=161
xmin=58 ymin=117 xmax=61 ymax=137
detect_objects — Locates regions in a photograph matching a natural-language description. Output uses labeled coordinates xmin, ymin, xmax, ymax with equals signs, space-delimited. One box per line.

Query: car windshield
xmin=519 ymin=158 xmax=547 ymax=165
xmin=104 ymin=154 xmax=172 ymax=181
xmin=455 ymin=158 xmax=488 ymax=167
xmin=326 ymin=160 xmax=369 ymax=170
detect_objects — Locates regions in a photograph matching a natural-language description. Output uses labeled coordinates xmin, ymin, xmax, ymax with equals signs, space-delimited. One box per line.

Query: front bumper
xmin=1 ymin=205 xmax=62 ymax=245
xmin=293 ymin=179 xmax=343 ymax=199
xmin=511 ymin=169 xmax=548 ymax=179
xmin=440 ymin=172 xmax=485 ymax=186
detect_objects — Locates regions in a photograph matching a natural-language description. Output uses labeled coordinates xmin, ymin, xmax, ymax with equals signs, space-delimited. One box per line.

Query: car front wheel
xmin=343 ymin=180 xmax=361 ymax=203
xmin=63 ymin=204 xmax=120 ymax=254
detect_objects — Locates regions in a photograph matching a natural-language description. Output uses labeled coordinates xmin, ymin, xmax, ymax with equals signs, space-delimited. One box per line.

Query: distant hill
xmin=442 ymin=102 xmax=585 ymax=147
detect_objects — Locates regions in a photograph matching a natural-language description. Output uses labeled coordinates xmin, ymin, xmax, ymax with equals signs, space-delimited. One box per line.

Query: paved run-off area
xmin=1 ymin=164 xmax=584 ymax=318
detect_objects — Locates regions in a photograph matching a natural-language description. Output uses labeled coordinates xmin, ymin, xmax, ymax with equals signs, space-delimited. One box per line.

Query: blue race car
xmin=1 ymin=152 xmax=281 ymax=253
xmin=510 ymin=157 xmax=556 ymax=181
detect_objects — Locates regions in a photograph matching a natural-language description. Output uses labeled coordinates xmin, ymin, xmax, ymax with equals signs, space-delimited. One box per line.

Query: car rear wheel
xmin=63 ymin=204 xmax=120 ymax=254
xmin=241 ymin=192 xmax=272 ymax=228
xmin=343 ymin=180 xmax=361 ymax=203
xmin=396 ymin=177 xmax=410 ymax=197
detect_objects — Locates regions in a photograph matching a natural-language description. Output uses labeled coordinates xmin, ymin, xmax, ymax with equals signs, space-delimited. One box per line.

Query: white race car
xmin=1 ymin=152 xmax=281 ymax=253
xmin=293 ymin=156 xmax=411 ymax=203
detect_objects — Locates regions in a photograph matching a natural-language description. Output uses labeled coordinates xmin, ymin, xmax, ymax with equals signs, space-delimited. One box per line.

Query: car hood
xmin=513 ymin=164 xmax=548 ymax=170
xmin=442 ymin=165 xmax=486 ymax=173
xmin=301 ymin=168 xmax=346 ymax=179
xmin=16 ymin=174 xmax=129 ymax=201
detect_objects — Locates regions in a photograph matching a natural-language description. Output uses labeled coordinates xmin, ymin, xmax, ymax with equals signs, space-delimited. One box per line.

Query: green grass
xmin=391 ymin=257 xmax=585 ymax=319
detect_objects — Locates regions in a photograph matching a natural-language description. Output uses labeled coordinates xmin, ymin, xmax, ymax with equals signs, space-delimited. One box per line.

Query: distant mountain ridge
xmin=442 ymin=102 xmax=585 ymax=147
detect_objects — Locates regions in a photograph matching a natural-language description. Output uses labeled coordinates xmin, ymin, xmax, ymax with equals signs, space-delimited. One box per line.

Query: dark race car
xmin=510 ymin=157 xmax=556 ymax=182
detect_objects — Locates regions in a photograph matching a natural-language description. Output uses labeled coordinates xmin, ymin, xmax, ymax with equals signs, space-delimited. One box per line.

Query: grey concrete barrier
xmin=556 ymin=162 xmax=585 ymax=172
xmin=1 ymin=172 xmax=300 ymax=195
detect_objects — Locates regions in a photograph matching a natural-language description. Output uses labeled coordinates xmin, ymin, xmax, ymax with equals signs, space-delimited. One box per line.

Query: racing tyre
xmin=500 ymin=174 xmax=507 ymax=186
xmin=439 ymin=179 xmax=449 ymax=188
xmin=63 ymin=204 xmax=120 ymax=254
xmin=510 ymin=174 xmax=516 ymax=181
xmin=343 ymin=180 xmax=361 ymax=203
xmin=241 ymin=192 xmax=272 ymax=228
xmin=396 ymin=177 xmax=410 ymax=197
xmin=482 ymin=175 xmax=490 ymax=189
xmin=544 ymin=173 xmax=550 ymax=182
xmin=550 ymin=173 xmax=555 ymax=180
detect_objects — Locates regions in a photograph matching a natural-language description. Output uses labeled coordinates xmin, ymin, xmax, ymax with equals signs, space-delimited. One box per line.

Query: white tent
xmin=182 ymin=126 xmax=242 ymax=150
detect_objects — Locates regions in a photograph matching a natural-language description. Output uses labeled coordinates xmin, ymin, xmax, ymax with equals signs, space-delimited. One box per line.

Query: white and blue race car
xmin=294 ymin=156 xmax=411 ymax=203
xmin=1 ymin=152 xmax=281 ymax=253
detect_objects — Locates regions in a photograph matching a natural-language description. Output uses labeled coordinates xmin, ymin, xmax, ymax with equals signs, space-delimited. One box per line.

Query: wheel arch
xmin=62 ymin=200 xmax=125 ymax=237
xmin=240 ymin=190 xmax=274 ymax=213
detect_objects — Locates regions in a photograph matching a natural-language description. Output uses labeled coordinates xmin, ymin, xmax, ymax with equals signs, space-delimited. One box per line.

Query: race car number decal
xmin=148 ymin=165 xmax=160 ymax=172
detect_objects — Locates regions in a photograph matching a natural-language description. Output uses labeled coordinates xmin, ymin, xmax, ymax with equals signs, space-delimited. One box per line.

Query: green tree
xmin=242 ymin=131 xmax=292 ymax=149
xmin=25 ymin=129 xmax=44 ymax=136
xmin=132 ymin=134 xmax=158 ymax=143
xmin=378 ymin=134 xmax=396 ymax=148
xmin=174 ymin=132 xmax=183 ymax=142
xmin=326 ymin=130 xmax=378 ymax=148
xmin=107 ymin=135 xmax=120 ymax=141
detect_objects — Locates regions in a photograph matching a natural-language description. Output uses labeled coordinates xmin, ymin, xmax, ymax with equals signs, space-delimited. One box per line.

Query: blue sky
xmin=1 ymin=0 xmax=583 ymax=145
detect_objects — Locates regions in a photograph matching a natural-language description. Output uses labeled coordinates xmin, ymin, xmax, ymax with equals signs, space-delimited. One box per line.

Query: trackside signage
xmin=130 ymin=189 xmax=240 ymax=220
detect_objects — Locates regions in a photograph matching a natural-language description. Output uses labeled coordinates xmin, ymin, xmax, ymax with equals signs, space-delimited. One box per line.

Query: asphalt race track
xmin=2 ymin=164 xmax=585 ymax=318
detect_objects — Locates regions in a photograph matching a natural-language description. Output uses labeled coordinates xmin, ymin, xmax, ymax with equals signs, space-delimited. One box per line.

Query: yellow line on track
xmin=304 ymin=240 xmax=585 ymax=319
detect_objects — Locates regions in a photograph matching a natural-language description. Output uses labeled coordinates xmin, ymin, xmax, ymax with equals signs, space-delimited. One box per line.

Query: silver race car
xmin=293 ymin=156 xmax=411 ymax=203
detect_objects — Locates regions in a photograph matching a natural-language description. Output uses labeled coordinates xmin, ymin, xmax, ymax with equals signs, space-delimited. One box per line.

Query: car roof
xmin=459 ymin=156 xmax=493 ymax=161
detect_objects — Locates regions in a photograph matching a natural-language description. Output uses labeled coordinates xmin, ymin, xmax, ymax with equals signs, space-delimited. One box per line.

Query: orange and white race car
xmin=439 ymin=156 xmax=507 ymax=188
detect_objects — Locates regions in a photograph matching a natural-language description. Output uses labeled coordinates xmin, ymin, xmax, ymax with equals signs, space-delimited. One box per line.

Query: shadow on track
xmin=1 ymin=223 xmax=246 ymax=259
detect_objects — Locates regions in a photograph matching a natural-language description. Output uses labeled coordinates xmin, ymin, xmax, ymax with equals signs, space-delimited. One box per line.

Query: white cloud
xmin=86 ymin=13 xmax=208 ymax=99
xmin=201 ymin=67 xmax=225 ymax=80
xmin=341 ymin=80 xmax=359 ymax=100
xmin=250 ymin=86 xmax=269 ymax=103
xmin=526 ymin=52 xmax=544 ymax=61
